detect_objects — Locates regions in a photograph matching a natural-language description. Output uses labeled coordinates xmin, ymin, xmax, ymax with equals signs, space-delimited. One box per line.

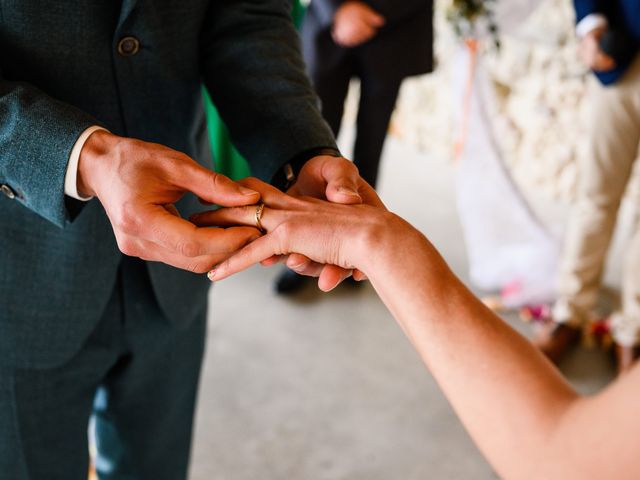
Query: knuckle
xmin=117 ymin=238 xmax=138 ymax=257
xmin=239 ymin=205 xmax=255 ymax=218
xmin=209 ymin=171 xmax=225 ymax=191
xmin=343 ymin=157 xmax=357 ymax=169
xmin=169 ymin=151 xmax=192 ymax=169
xmin=276 ymin=221 xmax=292 ymax=239
xmin=186 ymin=261 xmax=209 ymax=274
xmin=274 ymin=223 xmax=293 ymax=254
xmin=238 ymin=229 xmax=257 ymax=247
xmin=177 ymin=240 xmax=201 ymax=258
xmin=116 ymin=203 xmax=140 ymax=235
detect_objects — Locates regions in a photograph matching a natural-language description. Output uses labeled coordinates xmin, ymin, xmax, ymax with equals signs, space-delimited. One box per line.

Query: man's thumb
xmin=326 ymin=179 xmax=363 ymax=205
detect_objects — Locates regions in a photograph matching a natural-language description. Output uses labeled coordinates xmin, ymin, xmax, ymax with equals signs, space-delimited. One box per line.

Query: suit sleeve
xmin=573 ymin=0 xmax=610 ymax=22
xmin=0 ymin=74 xmax=100 ymax=228
xmin=200 ymin=0 xmax=337 ymax=182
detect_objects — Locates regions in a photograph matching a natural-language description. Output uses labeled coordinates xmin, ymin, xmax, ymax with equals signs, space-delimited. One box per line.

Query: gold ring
xmin=255 ymin=203 xmax=265 ymax=232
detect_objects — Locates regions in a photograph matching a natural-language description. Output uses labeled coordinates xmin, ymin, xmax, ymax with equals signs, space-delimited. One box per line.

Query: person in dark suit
xmin=275 ymin=0 xmax=433 ymax=293
xmin=0 ymin=1 xmax=382 ymax=478
xmin=302 ymin=0 xmax=433 ymax=188
xmin=534 ymin=0 xmax=640 ymax=373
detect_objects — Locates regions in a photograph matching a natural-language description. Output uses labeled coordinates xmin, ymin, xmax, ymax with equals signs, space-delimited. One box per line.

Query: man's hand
xmin=579 ymin=27 xmax=616 ymax=72
xmin=332 ymin=1 xmax=385 ymax=48
xmin=77 ymin=130 xmax=261 ymax=273
xmin=279 ymin=155 xmax=385 ymax=290
xmin=189 ymin=179 xmax=401 ymax=286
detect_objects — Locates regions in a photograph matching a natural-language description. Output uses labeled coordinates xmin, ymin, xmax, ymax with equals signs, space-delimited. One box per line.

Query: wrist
xmin=273 ymin=148 xmax=340 ymax=191
xmin=77 ymin=130 xmax=118 ymax=198
xmin=354 ymin=211 xmax=417 ymax=273
xmin=357 ymin=212 xmax=456 ymax=299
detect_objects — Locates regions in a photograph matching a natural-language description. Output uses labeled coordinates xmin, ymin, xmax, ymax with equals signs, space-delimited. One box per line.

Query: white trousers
xmin=553 ymin=55 xmax=640 ymax=346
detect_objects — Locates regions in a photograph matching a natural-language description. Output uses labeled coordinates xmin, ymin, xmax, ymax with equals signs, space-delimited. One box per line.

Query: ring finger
xmin=190 ymin=205 xmax=282 ymax=233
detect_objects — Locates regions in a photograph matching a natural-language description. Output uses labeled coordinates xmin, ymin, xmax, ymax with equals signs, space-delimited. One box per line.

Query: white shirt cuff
xmin=576 ymin=13 xmax=608 ymax=38
xmin=64 ymin=126 xmax=108 ymax=201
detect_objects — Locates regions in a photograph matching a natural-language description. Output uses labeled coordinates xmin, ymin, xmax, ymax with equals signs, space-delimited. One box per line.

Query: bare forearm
xmin=360 ymin=223 xmax=580 ymax=477
xmin=201 ymin=191 xmax=640 ymax=476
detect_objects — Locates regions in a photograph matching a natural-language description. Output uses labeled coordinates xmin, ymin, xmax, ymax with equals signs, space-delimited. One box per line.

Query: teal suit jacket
xmin=0 ymin=0 xmax=336 ymax=368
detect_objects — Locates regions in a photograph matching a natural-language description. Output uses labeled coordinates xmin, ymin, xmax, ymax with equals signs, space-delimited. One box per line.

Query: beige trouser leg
xmin=613 ymin=221 xmax=640 ymax=345
xmin=554 ymin=55 xmax=640 ymax=343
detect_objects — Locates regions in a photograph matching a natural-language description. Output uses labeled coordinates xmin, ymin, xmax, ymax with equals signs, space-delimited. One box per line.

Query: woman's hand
xmin=283 ymin=154 xmax=386 ymax=286
xmin=190 ymin=177 xmax=404 ymax=290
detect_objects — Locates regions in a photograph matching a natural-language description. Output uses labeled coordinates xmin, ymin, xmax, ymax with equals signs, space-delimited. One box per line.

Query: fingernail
xmin=207 ymin=269 xmax=217 ymax=281
xmin=337 ymin=186 xmax=360 ymax=197
xmin=321 ymin=281 xmax=339 ymax=293
xmin=287 ymin=259 xmax=308 ymax=269
xmin=240 ymin=187 xmax=258 ymax=196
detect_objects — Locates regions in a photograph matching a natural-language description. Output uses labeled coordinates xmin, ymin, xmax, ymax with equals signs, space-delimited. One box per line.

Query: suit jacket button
xmin=0 ymin=184 xmax=17 ymax=199
xmin=117 ymin=36 xmax=140 ymax=56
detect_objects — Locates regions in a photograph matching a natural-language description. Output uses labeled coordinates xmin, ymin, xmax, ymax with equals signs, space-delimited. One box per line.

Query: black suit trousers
xmin=310 ymin=46 xmax=403 ymax=188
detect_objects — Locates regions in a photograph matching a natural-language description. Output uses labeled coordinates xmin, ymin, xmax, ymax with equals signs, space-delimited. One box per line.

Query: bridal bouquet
xmin=446 ymin=0 xmax=500 ymax=48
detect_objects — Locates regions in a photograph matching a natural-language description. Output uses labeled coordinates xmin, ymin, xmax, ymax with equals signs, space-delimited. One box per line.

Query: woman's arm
xmin=366 ymin=222 xmax=640 ymax=478
xmin=195 ymin=179 xmax=640 ymax=478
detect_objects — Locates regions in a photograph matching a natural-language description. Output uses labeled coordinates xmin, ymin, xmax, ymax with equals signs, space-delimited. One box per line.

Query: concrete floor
xmin=189 ymin=132 xmax=616 ymax=480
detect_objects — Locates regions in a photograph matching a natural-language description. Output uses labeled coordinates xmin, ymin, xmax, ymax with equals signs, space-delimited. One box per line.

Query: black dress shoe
xmin=532 ymin=322 xmax=581 ymax=365
xmin=274 ymin=269 xmax=310 ymax=294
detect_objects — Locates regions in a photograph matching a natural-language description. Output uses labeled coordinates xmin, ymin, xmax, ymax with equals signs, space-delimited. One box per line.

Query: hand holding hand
xmin=191 ymin=179 xmax=404 ymax=290
xmin=283 ymin=155 xmax=385 ymax=289
xmin=332 ymin=1 xmax=385 ymax=48
xmin=579 ymin=27 xmax=616 ymax=72
xmin=77 ymin=130 xmax=262 ymax=273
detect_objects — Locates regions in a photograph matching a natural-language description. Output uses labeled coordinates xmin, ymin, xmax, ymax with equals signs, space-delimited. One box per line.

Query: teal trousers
xmin=0 ymin=257 xmax=207 ymax=479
